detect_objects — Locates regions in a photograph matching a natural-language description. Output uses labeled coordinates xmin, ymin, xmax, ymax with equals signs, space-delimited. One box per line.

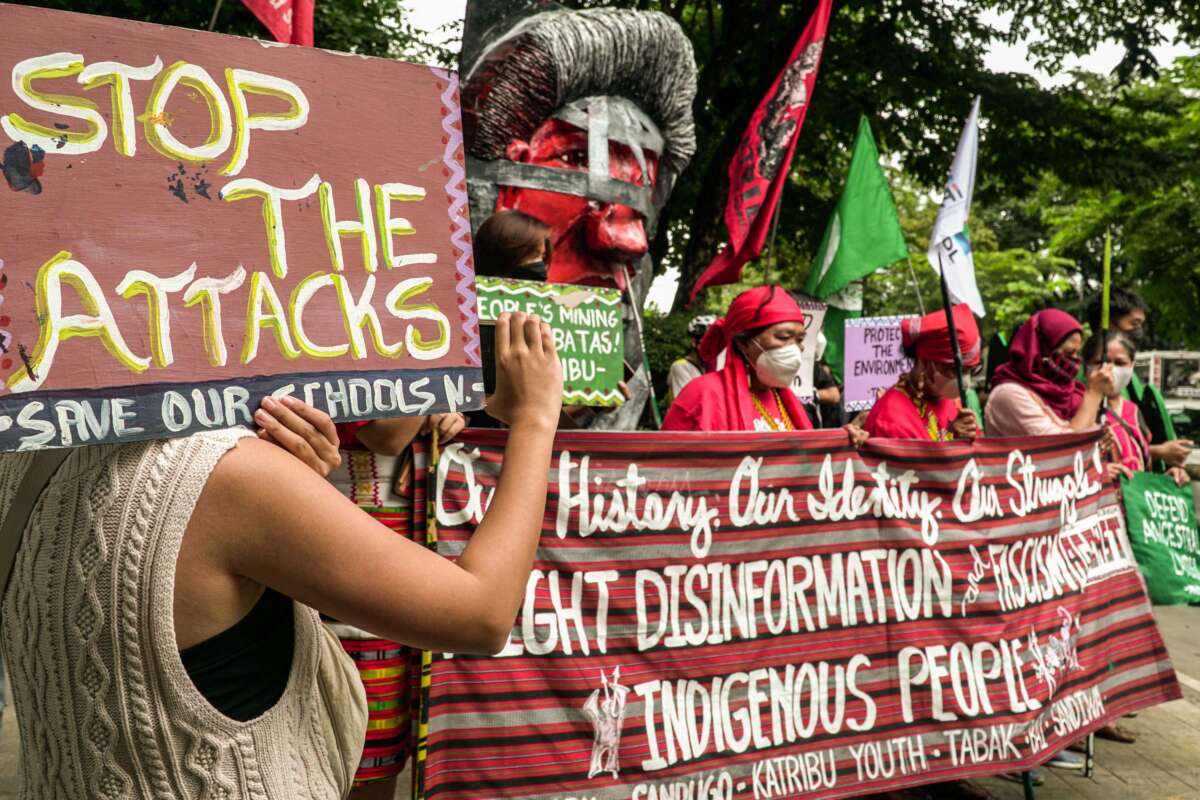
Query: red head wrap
xmin=664 ymin=285 xmax=814 ymax=432
xmin=697 ymin=286 xmax=812 ymax=363
xmin=900 ymin=304 xmax=982 ymax=367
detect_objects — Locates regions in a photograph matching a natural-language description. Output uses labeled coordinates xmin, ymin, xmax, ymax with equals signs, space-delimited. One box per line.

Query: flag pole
xmin=936 ymin=250 xmax=968 ymax=400
xmin=208 ymin=0 xmax=225 ymax=31
xmin=1098 ymin=228 xmax=1113 ymax=423
xmin=766 ymin=180 xmax=786 ymax=285
xmin=905 ymin=255 xmax=927 ymax=315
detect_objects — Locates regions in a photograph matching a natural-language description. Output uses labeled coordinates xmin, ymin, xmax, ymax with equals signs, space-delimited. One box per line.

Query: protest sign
xmin=476 ymin=277 xmax=624 ymax=407
xmin=0 ymin=4 xmax=481 ymax=451
xmin=1122 ymin=472 xmax=1200 ymax=604
xmin=788 ymin=295 xmax=826 ymax=404
xmin=843 ymin=315 xmax=916 ymax=412
xmin=414 ymin=429 xmax=1180 ymax=800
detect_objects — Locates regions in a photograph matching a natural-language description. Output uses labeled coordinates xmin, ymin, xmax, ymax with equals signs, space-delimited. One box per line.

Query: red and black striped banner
xmin=415 ymin=429 xmax=1180 ymax=799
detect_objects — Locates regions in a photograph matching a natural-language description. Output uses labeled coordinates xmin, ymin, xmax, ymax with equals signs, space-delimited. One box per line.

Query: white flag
xmin=928 ymin=96 xmax=985 ymax=317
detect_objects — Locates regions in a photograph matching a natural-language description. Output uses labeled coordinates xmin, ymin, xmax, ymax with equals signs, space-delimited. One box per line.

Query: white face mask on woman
xmin=751 ymin=342 xmax=804 ymax=388
xmin=1111 ymin=365 xmax=1134 ymax=395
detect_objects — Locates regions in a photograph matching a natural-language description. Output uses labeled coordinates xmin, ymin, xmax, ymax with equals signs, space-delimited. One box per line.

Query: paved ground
xmin=3 ymin=606 xmax=1200 ymax=799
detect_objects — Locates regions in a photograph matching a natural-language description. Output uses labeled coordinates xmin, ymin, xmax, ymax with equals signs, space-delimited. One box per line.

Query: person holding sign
xmin=0 ymin=311 xmax=562 ymax=800
xmin=985 ymin=309 xmax=1114 ymax=438
xmin=863 ymin=304 xmax=981 ymax=441
xmin=1083 ymin=333 xmax=1189 ymax=487
xmin=474 ymin=209 xmax=553 ymax=281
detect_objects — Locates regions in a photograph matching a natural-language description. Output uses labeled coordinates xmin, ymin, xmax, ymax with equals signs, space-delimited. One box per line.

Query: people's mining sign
xmin=0 ymin=3 xmax=482 ymax=451
xmin=476 ymin=276 xmax=624 ymax=406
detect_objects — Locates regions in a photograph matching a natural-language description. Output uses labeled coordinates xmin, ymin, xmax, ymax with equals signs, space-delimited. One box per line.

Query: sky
xmin=403 ymin=1 xmax=1193 ymax=311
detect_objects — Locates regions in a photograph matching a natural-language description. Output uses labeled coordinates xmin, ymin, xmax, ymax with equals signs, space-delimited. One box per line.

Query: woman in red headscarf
xmin=663 ymin=286 xmax=815 ymax=432
xmin=985 ymin=309 xmax=1113 ymax=438
xmin=864 ymin=304 xmax=982 ymax=441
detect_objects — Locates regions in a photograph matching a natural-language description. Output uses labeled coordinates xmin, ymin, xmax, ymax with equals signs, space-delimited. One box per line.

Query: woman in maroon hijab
xmin=664 ymin=285 xmax=816 ymax=432
xmin=985 ymin=309 xmax=1114 ymax=437
xmin=864 ymin=304 xmax=982 ymax=441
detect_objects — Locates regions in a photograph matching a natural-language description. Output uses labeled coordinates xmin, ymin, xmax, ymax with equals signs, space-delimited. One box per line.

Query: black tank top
xmin=180 ymin=588 xmax=295 ymax=722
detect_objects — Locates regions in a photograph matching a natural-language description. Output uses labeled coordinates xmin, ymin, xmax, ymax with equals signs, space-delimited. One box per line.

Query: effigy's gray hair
xmin=462 ymin=8 xmax=698 ymax=175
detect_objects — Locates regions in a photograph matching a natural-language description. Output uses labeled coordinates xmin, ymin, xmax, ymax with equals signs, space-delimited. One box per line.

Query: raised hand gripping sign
xmin=0 ymin=4 xmax=481 ymax=451
xmin=413 ymin=429 xmax=1180 ymax=800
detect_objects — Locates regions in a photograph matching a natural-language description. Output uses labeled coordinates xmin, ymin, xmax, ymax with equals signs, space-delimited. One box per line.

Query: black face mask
xmin=510 ymin=260 xmax=548 ymax=282
xmin=1127 ymin=325 xmax=1147 ymax=343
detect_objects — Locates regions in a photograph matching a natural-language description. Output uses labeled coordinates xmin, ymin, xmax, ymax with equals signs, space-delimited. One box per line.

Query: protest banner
xmin=414 ymin=429 xmax=1180 ymax=800
xmin=476 ymin=276 xmax=624 ymax=407
xmin=0 ymin=4 xmax=481 ymax=451
xmin=843 ymin=315 xmax=916 ymax=412
xmin=1122 ymin=472 xmax=1200 ymax=604
xmin=788 ymin=295 xmax=826 ymax=404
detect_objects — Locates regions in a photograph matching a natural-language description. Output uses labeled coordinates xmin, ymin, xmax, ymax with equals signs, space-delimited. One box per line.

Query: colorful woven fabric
xmin=327 ymin=429 xmax=417 ymax=784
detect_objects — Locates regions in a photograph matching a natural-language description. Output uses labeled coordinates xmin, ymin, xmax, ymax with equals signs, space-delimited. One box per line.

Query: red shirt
xmin=864 ymin=385 xmax=959 ymax=441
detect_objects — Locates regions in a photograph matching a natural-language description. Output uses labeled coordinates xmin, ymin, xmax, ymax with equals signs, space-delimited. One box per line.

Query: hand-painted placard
xmin=843 ymin=315 xmax=917 ymax=412
xmin=476 ymin=276 xmax=624 ymax=406
xmin=413 ymin=429 xmax=1180 ymax=800
xmin=0 ymin=3 xmax=481 ymax=451
xmin=788 ymin=295 xmax=826 ymax=404
xmin=1122 ymin=471 xmax=1200 ymax=604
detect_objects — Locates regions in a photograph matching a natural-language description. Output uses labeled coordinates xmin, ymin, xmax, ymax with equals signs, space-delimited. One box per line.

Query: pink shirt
xmin=984 ymin=382 xmax=1076 ymax=437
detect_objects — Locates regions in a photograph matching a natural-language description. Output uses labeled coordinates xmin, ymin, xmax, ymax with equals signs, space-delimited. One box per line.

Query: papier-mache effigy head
xmin=459 ymin=2 xmax=697 ymax=292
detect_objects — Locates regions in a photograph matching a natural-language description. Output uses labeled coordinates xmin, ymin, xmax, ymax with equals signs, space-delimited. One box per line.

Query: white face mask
xmin=1111 ymin=365 xmax=1134 ymax=395
xmin=751 ymin=342 xmax=804 ymax=388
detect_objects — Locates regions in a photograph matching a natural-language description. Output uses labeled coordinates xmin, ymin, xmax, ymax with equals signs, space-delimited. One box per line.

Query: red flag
xmin=690 ymin=0 xmax=833 ymax=301
xmin=241 ymin=0 xmax=315 ymax=46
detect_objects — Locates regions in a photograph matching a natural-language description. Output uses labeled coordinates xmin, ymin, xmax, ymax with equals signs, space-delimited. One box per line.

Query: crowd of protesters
xmin=0 ymin=204 xmax=1193 ymax=800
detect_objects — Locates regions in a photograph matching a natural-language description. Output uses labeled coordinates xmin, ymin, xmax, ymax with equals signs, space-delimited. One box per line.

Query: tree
xmin=560 ymin=0 xmax=1199 ymax=314
xmin=10 ymin=0 xmax=450 ymax=64
xmin=1038 ymin=57 xmax=1200 ymax=348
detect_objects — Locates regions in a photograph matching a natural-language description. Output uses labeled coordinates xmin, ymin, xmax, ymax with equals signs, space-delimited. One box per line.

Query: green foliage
xmin=12 ymin=0 xmax=446 ymax=63
xmin=561 ymin=0 xmax=1199 ymax=335
xmin=642 ymin=309 xmax=696 ymax=403
xmin=859 ymin=174 xmax=1074 ymax=344
xmin=1022 ymin=55 xmax=1200 ymax=348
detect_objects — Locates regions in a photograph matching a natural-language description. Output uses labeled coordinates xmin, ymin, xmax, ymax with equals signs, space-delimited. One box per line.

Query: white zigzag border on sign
xmin=564 ymin=389 xmax=624 ymax=405
xmin=477 ymin=281 xmax=623 ymax=306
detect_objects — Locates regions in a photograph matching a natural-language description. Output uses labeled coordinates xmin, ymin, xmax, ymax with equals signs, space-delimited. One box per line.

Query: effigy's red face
xmin=496 ymin=117 xmax=658 ymax=291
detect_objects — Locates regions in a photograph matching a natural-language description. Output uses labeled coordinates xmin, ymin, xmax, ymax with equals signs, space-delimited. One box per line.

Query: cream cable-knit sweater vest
xmin=0 ymin=430 xmax=342 ymax=799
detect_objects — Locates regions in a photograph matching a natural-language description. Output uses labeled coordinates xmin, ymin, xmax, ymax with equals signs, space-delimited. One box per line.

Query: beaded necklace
xmin=750 ymin=390 xmax=795 ymax=431
xmin=900 ymin=378 xmax=954 ymax=442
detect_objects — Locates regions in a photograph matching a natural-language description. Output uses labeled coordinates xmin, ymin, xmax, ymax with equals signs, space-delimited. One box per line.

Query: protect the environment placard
xmin=843 ymin=315 xmax=916 ymax=412
xmin=0 ymin=3 xmax=481 ymax=451
xmin=1121 ymin=471 xmax=1200 ymax=604
xmin=416 ymin=429 xmax=1180 ymax=800
xmin=476 ymin=276 xmax=624 ymax=407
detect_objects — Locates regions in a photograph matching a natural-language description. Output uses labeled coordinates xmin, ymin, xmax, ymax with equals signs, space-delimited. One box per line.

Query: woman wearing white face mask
xmin=1083 ymin=333 xmax=1190 ymax=487
xmin=663 ymin=286 xmax=816 ymax=432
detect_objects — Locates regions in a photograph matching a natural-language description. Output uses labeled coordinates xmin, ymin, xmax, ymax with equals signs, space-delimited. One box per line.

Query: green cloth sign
xmin=476 ymin=277 xmax=624 ymax=407
xmin=1121 ymin=472 xmax=1200 ymax=604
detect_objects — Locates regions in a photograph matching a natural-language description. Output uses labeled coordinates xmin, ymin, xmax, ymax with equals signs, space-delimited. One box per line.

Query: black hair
xmin=1082 ymin=331 xmax=1137 ymax=365
xmin=1087 ymin=287 xmax=1148 ymax=332
xmin=474 ymin=210 xmax=551 ymax=277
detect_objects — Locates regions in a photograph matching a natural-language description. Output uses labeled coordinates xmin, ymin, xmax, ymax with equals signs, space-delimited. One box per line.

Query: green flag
xmin=803 ymin=116 xmax=908 ymax=381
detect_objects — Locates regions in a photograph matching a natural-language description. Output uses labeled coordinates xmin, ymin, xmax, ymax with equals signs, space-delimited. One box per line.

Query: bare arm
xmin=185 ymin=312 xmax=561 ymax=655
xmin=1068 ymin=366 xmax=1112 ymax=431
